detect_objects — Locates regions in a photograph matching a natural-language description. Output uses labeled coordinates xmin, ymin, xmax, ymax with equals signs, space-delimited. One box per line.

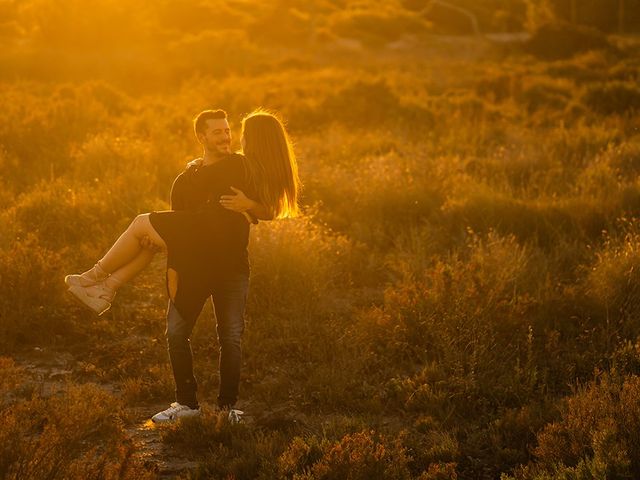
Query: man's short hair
xmin=194 ymin=109 xmax=227 ymax=136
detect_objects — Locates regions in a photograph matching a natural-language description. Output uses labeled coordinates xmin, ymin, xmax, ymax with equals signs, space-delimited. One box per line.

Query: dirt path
xmin=124 ymin=406 xmax=200 ymax=478
xmin=12 ymin=348 xmax=200 ymax=479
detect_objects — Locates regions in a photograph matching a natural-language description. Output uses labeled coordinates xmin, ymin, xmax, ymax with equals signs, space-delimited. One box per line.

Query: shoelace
xmin=228 ymin=409 xmax=243 ymax=424
xmin=164 ymin=402 xmax=187 ymax=416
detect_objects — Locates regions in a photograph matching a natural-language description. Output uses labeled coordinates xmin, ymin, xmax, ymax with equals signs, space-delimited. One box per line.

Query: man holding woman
xmin=65 ymin=108 xmax=300 ymax=422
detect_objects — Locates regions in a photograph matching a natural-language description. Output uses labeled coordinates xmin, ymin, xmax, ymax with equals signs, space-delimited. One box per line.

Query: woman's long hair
xmin=241 ymin=110 xmax=300 ymax=219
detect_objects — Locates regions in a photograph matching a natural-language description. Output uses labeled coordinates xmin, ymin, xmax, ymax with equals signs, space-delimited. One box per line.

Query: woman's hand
xmin=219 ymin=187 xmax=257 ymax=213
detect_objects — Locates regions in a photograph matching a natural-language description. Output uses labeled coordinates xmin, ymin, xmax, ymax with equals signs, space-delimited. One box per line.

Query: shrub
xmin=0 ymin=358 xmax=27 ymax=407
xmin=0 ymin=384 xmax=153 ymax=479
xmin=585 ymin=223 xmax=640 ymax=339
xmin=247 ymin=214 xmax=355 ymax=318
xmin=582 ymin=81 xmax=640 ymax=115
xmin=0 ymin=84 xmax=112 ymax=191
xmin=308 ymin=147 xmax=443 ymax=247
xmin=165 ymin=29 xmax=261 ymax=77
xmin=525 ymin=22 xmax=611 ymax=60
xmin=249 ymin=6 xmax=315 ymax=46
xmin=329 ymin=8 xmax=428 ymax=47
xmin=3 ymin=180 xmax=115 ymax=252
xmin=282 ymin=430 xmax=413 ymax=480
xmin=528 ymin=373 xmax=640 ymax=478
xmin=160 ymin=408 xmax=286 ymax=479
xmin=517 ymin=78 xmax=573 ymax=113
xmin=0 ymin=234 xmax=71 ymax=349
xmin=364 ymin=231 xmax=546 ymax=414
xmin=309 ymin=80 xmax=435 ymax=130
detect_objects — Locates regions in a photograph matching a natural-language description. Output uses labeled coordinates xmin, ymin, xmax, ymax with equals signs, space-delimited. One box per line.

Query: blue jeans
xmin=165 ymin=272 xmax=249 ymax=409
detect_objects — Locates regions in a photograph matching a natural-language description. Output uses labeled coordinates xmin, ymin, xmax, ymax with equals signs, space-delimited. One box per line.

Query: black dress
xmin=149 ymin=153 xmax=257 ymax=299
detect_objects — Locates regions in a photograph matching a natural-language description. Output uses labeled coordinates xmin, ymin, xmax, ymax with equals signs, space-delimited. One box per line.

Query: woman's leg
xmin=103 ymin=248 xmax=156 ymax=292
xmin=69 ymin=213 xmax=165 ymax=288
xmin=67 ymin=214 xmax=165 ymax=314
xmin=97 ymin=213 xmax=166 ymax=274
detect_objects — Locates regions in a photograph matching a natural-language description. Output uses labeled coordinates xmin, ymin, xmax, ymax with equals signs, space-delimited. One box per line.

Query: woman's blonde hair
xmin=241 ymin=109 xmax=300 ymax=219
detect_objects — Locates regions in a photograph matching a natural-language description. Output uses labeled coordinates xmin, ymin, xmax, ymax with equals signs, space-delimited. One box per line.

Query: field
xmin=2 ymin=1 xmax=640 ymax=479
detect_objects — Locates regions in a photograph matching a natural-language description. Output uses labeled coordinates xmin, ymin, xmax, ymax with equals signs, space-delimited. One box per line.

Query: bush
xmin=363 ymin=231 xmax=547 ymax=415
xmin=525 ymin=22 xmax=612 ymax=60
xmin=280 ymin=430 xmax=413 ymax=480
xmin=508 ymin=373 xmax=640 ymax=479
xmin=329 ymin=8 xmax=428 ymax=47
xmin=247 ymin=214 xmax=355 ymax=318
xmin=0 ymin=234 xmax=70 ymax=349
xmin=585 ymin=223 xmax=640 ymax=339
xmin=0 ymin=384 xmax=153 ymax=479
xmin=517 ymin=78 xmax=573 ymax=113
xmin=303 ymin=80 xmax=435 ymax=131
xmin=582 ymin=81 xmax=640 ymax=115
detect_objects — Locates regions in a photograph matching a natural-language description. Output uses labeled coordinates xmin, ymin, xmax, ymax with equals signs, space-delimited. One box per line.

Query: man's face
xmin=199 ymin=118 xmax=231 ymax=156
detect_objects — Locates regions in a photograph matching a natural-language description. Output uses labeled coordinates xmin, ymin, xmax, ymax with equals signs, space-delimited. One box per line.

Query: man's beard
xmin=210 ymin=141 xmax=231 ymax=156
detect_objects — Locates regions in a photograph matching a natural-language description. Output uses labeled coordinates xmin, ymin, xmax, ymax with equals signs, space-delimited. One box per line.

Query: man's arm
xmin=170 ymin=173 xmax=187 ymax=210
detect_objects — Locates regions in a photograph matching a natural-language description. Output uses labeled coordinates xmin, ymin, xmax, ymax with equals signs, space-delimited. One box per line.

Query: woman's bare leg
xmin=73 ymin=214 xmax=165 ymax=287
xmin=67 ymin=214 xmax=165 ymax=314
xmin=103 ymin=248 xmax=156 ymax=292
xmin=96 ymin=214 xmax=166 ymax=273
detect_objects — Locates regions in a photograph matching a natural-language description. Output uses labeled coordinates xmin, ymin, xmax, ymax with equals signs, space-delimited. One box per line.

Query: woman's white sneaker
xmin=65 ymin=274 xmax=99 ymax=288
xmin=65 ymin=263 xmax=110 ymax=287
xmin=67 ymin=283 xmax=115 ymax=316
xmin=151 ymin=402 xmax=201 ymax=423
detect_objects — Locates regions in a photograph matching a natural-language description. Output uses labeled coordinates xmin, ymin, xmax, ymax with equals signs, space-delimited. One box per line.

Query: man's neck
xmin=201 ymin=151 xmax=227 ymax=166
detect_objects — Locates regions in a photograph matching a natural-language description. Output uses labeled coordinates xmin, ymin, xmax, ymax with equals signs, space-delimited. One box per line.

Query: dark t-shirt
xmin=149 ymin=153 xmax=257 ymax=280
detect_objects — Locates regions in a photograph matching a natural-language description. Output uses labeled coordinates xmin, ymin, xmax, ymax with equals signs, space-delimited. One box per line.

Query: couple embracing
xmin=65 ymin=109 xmax=300 ymax=423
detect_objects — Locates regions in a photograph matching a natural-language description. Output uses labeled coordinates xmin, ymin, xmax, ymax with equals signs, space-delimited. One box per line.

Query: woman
xmin=65 ymin=109 xmax=300 ymax=315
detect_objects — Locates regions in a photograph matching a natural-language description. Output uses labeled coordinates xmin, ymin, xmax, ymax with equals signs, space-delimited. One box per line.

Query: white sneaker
xmin=65 ymin=264 xmax=109 ymax=287
xmin=67 ymin=283 xmax=114 ymax=316
xmin=151 ymin=402 xmax=201 ymax=423
xmin=65 ymin=274 xmax=99 ymax=288
xmin=228 ymin=409 xmax=244 ymax=424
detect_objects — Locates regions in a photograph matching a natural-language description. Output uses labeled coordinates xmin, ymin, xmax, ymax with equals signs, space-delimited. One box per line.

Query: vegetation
xmin=1 ymin=0 xmax=640 ymax=478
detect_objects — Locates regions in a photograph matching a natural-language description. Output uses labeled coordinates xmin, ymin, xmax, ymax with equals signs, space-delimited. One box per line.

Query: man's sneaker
xmin=228 ymin=409 xmax=244 ymax=424
xmin=151 ymin=402 xmax=200 ymax=423
xmin=67 ymin=283 xmax=114 ymax=316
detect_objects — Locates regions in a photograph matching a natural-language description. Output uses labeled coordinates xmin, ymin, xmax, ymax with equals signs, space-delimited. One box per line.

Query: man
xmin=149 ymin=109 xmax=267 ymax=423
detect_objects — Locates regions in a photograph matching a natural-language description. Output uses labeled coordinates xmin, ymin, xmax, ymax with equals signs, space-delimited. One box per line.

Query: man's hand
xmin=219 ymin=186 xmax=257 ymax=213
xmin=186 ymin=158 xmax=203 ymax=168
xmin=140 ymin=235 xmax=164 ymax=253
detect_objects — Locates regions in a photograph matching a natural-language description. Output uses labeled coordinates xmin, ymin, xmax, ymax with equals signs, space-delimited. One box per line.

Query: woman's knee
xmin=130 ymin=213 xmax=151 ymax=237
xmin=133 ymin=213 xmax=149 ymax=228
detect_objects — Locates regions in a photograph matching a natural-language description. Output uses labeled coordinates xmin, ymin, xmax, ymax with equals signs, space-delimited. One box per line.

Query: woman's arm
xmin=220 ymin=187 xmax=273 ymax=220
